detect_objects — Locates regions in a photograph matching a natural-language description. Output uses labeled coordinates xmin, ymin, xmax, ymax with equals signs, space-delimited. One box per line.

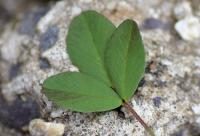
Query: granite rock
xmin=0 ymin=0 xmax=200 ymax=136
xmin=175 ymin=16 xmax=200 ymax=41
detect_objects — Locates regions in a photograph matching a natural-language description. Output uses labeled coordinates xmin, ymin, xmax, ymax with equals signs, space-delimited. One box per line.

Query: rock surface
xmin=0 ymin=0 xmax=200 ymax=136
xmin=175 ymin=16 xmax=200 ymax=41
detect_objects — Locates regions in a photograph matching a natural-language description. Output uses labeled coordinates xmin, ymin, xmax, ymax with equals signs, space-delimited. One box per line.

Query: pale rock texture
xmin=0 ymin=0 xmax=200 ymax=136
xmin=175 ymin=16 xmax=200 ymax=41
xmin=173 ymin=1 xmax=192 ymax=19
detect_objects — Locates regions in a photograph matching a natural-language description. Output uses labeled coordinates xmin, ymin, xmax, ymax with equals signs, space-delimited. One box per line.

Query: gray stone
xmin=39 ymin=25 xmax=59 ymax=52
xmin=0 ymin=95 xmax=41 ymax=130
xmin=18 ymin=7 xmax=49 ymax=36
xmin=142 ymin=18 xmax=171 ymax=30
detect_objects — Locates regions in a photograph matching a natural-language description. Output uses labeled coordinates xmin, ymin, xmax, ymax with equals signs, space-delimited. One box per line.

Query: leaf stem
xmin=123 ymin=102 xmax=155 ymax=136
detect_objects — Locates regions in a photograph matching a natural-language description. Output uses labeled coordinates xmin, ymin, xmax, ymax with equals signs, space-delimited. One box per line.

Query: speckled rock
xmin=0 ymin=0 xmax=200 ymax=136
xmin=175 ymin=16 xmax=200 ymax=41
xmin=173 ymin=1 xmax=192 ymax=19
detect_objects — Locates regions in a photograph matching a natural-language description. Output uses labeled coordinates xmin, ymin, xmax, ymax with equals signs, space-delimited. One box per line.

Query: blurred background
xmin=0 ymin=0 xmax=200 ymax=136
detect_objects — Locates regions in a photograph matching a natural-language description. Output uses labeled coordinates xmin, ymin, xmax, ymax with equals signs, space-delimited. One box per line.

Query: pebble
xmin=29 ymin=119 xmax=65 ymax=136
xmin=142 ymin=18 xmax=170 ymax=30
xmin=39 ymin=25 xmax=59 ymax=52
xmin=175 ymin=16 xmax=200 ymax=41
xmin=192 ymin=104 xmax=200 ymax=115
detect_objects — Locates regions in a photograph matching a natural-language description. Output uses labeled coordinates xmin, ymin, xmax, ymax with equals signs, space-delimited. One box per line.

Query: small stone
xmin=142 ymin=18 xmax=170 ymax=30
xmin=29 ymin=119 xmax=65 ymax=136
xmin=173 ymin=1 xmax=192 ymax=20
xmin=175 ymin=16 xmax=200 ymax=41
xmin=39 ymin=25 xmax=59 ymax=52
xmin=192 ymin=104 xmax=200 ymax=115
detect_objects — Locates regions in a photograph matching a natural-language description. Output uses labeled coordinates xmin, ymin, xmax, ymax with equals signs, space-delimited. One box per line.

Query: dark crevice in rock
xmin=9 ymin=62 xmax=22 ymax=80
xmin=0 ymin=94 xmax=41 ymax=131
xmin=114 ymin=106 xmax=125 ymax=119
xmin=39 ymin=57 xmax=51 ymax=69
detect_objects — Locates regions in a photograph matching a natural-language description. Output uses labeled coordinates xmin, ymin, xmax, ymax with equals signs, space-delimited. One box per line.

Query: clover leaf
xmin=43 ymin=10 xmax=154 ymax=136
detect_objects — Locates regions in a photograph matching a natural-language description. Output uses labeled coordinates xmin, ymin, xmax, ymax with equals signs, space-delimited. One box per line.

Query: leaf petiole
xmin=123 ymin=102 xmax=155 ymax=136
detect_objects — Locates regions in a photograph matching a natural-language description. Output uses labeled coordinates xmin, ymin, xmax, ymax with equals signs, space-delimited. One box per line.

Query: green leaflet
xmin=43 ymin=72 xmax=122 ymax=112
xmin=105 ymin=20 xmax=145 ymax=101
xmin=67 ymin=10 xmax=115 ymax=86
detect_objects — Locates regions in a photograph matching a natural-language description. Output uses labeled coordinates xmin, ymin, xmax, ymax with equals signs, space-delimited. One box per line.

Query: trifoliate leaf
xmin=67 ymin=10 xmax=115 ymax=86
xmin=43 ymin=72 xmax=122 ymax=112
xmin=105 ymin=20 xmax=145 ymax=101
